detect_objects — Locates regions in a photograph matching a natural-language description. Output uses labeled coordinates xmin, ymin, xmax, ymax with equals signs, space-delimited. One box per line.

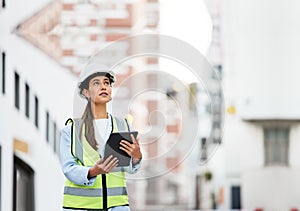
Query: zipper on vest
xmin=101 ymin=174 xmax=107 ymax=210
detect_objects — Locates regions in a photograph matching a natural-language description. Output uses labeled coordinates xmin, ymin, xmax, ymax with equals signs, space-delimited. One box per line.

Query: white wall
xmin=0 ymin=97 xmax=14 ymax=211
xmin=210 ymin=0 xmax=300 ymax=210
xmin=242 ymin=167 xmax=300 ymax=211
xmin=232 ymin=0 xmax=300 ymax=119
xmin=0 ymin=0 xmax=79 ymax=210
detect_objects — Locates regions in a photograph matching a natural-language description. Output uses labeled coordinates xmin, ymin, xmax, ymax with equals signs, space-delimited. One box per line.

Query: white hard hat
xmin=78 ymin=63 xmax=116 ymax=98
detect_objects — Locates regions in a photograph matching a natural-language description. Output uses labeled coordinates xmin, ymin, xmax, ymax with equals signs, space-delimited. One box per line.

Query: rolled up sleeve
xmin=128 ymin=158 xmax=142 ymax=174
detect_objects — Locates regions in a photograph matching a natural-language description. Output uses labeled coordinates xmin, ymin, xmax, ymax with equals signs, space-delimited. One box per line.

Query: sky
xmin=159 ymin=0 xmax=212 ymax=83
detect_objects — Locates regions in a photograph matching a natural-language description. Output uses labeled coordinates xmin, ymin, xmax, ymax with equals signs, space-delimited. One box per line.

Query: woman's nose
xmin=101 ymin=84 xmax=106 ymax=90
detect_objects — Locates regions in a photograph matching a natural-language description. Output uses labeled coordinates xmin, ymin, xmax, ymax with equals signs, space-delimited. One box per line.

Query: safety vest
xmin=63 ymin=116 xmax=130 ymax=210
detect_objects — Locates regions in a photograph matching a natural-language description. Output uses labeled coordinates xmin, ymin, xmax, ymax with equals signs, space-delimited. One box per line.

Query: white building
xmin=204 ymin=0 xmax=300 ymax=211
xmin=0 ymin=0 xmax=74 ymax=210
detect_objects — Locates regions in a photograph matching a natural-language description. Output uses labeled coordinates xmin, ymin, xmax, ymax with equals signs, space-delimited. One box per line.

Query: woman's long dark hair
xmin=78 ymin=72 xmax=113 ymax=151
xmin=80 ymin=100 xmax=98 ymax=150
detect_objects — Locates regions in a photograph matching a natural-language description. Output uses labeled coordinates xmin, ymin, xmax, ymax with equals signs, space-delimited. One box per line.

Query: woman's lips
xmin=99 ymin=92 xmax=108 ymax=96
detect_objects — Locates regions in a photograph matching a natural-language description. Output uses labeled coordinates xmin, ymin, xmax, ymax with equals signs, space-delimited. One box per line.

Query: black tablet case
xmin=104 ymin=131 xmax=138 ymax=167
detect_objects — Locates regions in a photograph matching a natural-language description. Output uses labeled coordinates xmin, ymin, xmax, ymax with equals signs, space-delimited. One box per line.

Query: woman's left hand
xmin=120 ymin=134 xmax=142 ymax=164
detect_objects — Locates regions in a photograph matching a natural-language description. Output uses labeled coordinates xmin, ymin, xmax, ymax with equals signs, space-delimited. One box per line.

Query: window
xmin=200 ymin=137 xmax=207 ymax=161
xmin=14 ymin=72 xmax=20 ymax=110
xmin=213 ymin=64 xmax=223 ymax=80
xmin=1 ymin=51 xmax=5 ymax=94
xmin=264 ymin=127 xmax=289 ymax=166
xmin=46 ymin=111 xmax=49 ymax=142
xmin=13 ymin=156 xmax=35 ymax=211
xmin=34 ymin=96 xmax=39 ymax=128
xmin=25 ymin=83 xmax=30 ymax=118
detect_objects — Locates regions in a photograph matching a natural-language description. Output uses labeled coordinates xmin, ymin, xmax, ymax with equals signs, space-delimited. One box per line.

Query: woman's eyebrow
xmin=91 ymin=78 xmax=110 ymax=83
xmin=91 ymin=78 xmax=100 ymax=83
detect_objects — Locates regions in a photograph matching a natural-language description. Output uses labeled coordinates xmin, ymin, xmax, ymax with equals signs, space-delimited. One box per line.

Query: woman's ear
xmin=82 ymin=89 xmax=90 ymax=99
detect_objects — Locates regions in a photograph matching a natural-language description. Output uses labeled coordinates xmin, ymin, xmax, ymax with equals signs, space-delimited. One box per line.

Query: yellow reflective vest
xmin=63 ymin=116 xmax=130 ymax=210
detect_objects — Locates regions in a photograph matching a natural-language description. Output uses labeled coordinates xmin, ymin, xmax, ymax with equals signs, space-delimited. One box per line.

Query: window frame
xmin=264 ymin=126 xmax=289 ymax=166
xmin=1 ymin=51 xmax=5 ymax=94
xmin=14 ymin=71 xmax=20 ymax=110
xmin=34 ymin=96 xmax=39 ymax=128
xmin=25 ymin=83 xmax=30 ymax=118
xmin=46 ymin=111 xmax=50 ymax=142
xmin=13 ymin=156 xmax=35 ymax=211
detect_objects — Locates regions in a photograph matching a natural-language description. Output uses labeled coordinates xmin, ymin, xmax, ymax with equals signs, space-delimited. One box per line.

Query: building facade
xmin=204 ymin=0 xmax=300 ymax=210
xmin=0 ymin=1 xmax=72 ymax=210
xmin=0 ymin=0 xmax=160 ymax=210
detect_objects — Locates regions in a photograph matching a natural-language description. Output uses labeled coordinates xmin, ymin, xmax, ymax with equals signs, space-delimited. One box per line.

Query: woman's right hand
xmin=88 ymin=155 xmax=119 ymax=178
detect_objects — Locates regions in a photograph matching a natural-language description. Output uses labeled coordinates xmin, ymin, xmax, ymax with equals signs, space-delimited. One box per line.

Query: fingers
xmin=119 ymin=140 xmax=132 ymax=155
xmin=131 ymin=134 xmax=138 ymax=144
xmin=119 ymin=147 xmax=130 ymax=155
xmin=119 ymin=139 xmax=142 ymax=160
xmin=120 ymin=140 xmax=132 ymax=149
xmin=103 ymin=156 xmax=118 ymax=168
xmin=105 ymin=157 xmax=119 ymax=172
xmin=95 ymin=156 xmax=119 ymax=174
xmin=102 ymin=155 xmax=114 ymax=166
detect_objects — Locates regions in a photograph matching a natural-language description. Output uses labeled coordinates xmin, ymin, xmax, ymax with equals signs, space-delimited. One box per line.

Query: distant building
xmin=204 ymin=0 xmax=300 ymax=211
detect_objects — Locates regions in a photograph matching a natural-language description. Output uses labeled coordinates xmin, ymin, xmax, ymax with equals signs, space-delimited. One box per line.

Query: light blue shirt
xmin=60 ymin=114 xmax=141 ymax=186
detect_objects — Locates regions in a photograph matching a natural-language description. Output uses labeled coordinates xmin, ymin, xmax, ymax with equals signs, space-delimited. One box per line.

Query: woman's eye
xmin=104 ymin=81 xmax=110 ymax=85
xmin=93 ymin=81 xmax=99 ymax=86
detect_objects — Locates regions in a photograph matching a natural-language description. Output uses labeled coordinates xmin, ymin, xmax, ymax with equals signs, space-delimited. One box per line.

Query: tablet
xmin=104 ymin=131 xmax=138 ymax=167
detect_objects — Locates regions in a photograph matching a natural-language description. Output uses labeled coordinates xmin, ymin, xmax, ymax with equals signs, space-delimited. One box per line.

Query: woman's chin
xmin=95 ymin=99 xmax=110 ymax=104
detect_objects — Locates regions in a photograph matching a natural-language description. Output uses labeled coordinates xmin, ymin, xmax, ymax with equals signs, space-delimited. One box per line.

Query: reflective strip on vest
xmin=74 ymin=119 xmax=84 ymax=165
xmin=64 ymin=186 xmax=127 ymax=197
xmin=63 ymin=116 xmax=130 ymax=209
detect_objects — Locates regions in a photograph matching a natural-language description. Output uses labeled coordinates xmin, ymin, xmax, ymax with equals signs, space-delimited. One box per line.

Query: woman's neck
xmin=91 ymin=103 xmax=108 ymax=119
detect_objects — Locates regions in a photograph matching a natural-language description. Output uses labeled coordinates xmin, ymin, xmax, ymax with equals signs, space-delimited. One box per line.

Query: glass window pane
xmin=34 ymin=96 xmax=39 ymax=128
xmin=1 ymin=52 xmax=5 ymax=94
xmin=46 ymin=111 xmax=50 ymax=142
xmin=264 ymin=127 xmax=289 ymax=166
xmin=25 ymin=83 xmax=30 ymax=118
xmin=13 ymin=156 xmax=34 ymax=211
xmin=14 ymin=72 xmax=20 ymax=110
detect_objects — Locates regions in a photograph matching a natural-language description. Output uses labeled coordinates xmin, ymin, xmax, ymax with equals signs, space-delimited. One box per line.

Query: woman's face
xmin=83 ymin=76 xmax=112 ymax=104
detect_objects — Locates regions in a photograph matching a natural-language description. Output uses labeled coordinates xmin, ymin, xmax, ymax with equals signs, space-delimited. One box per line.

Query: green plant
xmin=204 ymin=171 xmax=212 ymax=182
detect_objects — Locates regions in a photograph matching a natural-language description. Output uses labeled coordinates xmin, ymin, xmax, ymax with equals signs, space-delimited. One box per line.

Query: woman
xmin=60 ymin=63 xmax=142 ymax=211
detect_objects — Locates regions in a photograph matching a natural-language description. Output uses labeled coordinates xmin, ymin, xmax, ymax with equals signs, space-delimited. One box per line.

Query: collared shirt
xmin=60 ymin=115 xmax=141 ymax=186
